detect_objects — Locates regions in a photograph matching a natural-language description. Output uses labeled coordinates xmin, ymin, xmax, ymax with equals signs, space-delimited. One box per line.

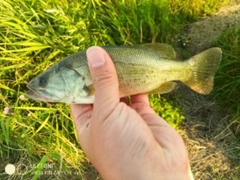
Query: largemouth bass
xmin=26 ymin=43 xmax=222 ymax=104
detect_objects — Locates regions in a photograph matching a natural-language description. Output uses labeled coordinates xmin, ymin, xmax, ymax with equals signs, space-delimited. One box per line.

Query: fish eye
xmin=38 ymin=77 xmax=47 ymax=87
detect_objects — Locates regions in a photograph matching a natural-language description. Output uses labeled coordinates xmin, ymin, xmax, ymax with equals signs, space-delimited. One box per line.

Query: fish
xmin=26 ymin=43 xmax=222 ymax=104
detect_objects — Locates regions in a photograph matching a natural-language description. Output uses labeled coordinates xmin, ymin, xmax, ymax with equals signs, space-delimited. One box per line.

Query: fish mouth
xmin=26 ymin=85 xmax=52 ymax=102
xmin=26 ymin=84 xmax=66 ymax=103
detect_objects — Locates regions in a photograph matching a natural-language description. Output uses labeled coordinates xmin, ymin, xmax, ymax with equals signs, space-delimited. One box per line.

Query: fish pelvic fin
xmin=186 ymin=47 xmax=222 ymax=95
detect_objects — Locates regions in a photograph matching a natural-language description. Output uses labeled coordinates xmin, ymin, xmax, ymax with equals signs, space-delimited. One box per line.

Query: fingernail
xmin=87 ymin=46 xmax=106 ymax=68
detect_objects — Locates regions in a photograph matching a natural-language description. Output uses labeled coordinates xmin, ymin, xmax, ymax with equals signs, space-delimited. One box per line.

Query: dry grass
xmin=164 ymin=83 xmax=240 ymax=179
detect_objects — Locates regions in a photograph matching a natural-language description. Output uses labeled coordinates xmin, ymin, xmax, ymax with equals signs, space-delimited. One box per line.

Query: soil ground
xmin=183 ymin=0 xmax=240 ymax=54
xmin=169 ymin=0 xmax=240 ymax=179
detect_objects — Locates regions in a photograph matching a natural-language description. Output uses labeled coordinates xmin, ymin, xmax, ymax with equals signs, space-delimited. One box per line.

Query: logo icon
xmin=5 ymin=164 xmax=16 ymax=175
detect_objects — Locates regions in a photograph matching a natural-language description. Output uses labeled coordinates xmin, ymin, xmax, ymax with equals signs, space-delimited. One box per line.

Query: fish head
xmin=26 ymin=62 xmax=94 ymax=104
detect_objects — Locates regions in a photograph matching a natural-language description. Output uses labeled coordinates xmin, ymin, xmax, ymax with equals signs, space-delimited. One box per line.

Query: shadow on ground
xmin=168 ymin=1 xmax=240 ymax=179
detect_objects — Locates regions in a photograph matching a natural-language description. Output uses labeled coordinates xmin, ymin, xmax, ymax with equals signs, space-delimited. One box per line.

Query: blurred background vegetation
xmin=1 ymin=0 xmax=239 ymax=179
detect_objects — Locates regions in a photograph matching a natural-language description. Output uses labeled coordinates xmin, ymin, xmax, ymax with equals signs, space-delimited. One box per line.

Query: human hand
xmin=71 ymin=46 xmax=194 ymax=180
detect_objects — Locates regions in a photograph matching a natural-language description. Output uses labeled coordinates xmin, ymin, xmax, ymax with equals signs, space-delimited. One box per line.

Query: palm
xmin=71 ymin=94 xmax=189 ymax=180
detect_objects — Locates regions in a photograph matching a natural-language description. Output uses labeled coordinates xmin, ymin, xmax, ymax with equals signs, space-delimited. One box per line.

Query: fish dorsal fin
xmin=149 ymin=82 xmax=177 ymax=94
xmin=139 ymin=43 xmax=176 ymax=59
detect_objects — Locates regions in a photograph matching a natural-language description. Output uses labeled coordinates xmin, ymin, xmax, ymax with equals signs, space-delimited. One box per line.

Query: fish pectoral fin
xmin=85 ymin=84 xmax=95 ymax=96
xmin=139 ymin=43 xmax=177 ymax=59
xmin=149 ymin=82 xmax=177 ymax=94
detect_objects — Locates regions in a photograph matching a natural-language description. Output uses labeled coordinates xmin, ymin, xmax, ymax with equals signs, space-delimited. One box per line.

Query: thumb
xmin=86 ymin=46 xmax=119 ymax=111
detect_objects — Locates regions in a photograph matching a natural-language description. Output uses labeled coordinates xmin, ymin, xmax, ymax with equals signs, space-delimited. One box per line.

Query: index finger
xmin=70 ymin=104 xmax=92 ymax=138
xmin=131 ymin=94 xmax=150 ymax=106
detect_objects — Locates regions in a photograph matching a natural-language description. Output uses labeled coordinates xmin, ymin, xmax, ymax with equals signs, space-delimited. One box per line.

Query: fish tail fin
xmin=185 ymin=48 xmax=222 ymax=94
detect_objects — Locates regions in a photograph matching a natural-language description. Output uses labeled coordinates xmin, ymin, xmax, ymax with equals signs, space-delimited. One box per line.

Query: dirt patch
xmin=183 ymin=0 xmax=240 ymax=54
xmin=171 ymin=1 xmax=240 ymax=179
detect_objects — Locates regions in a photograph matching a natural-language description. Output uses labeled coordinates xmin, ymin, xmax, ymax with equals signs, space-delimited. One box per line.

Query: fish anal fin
xmin=140 ymin=43 xmax=177 ymax=59
xmin=149 ymin=82 xmax=177 ymax=94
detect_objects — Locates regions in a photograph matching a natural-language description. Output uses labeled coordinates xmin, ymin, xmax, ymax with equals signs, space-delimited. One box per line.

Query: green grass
xmin=0 ymin=0 xmax=227 ymax=179
xmin=149 ymin=94 xmax=185 ymax=129
xmin=213 ymin=26 xmax=240 ymax=131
